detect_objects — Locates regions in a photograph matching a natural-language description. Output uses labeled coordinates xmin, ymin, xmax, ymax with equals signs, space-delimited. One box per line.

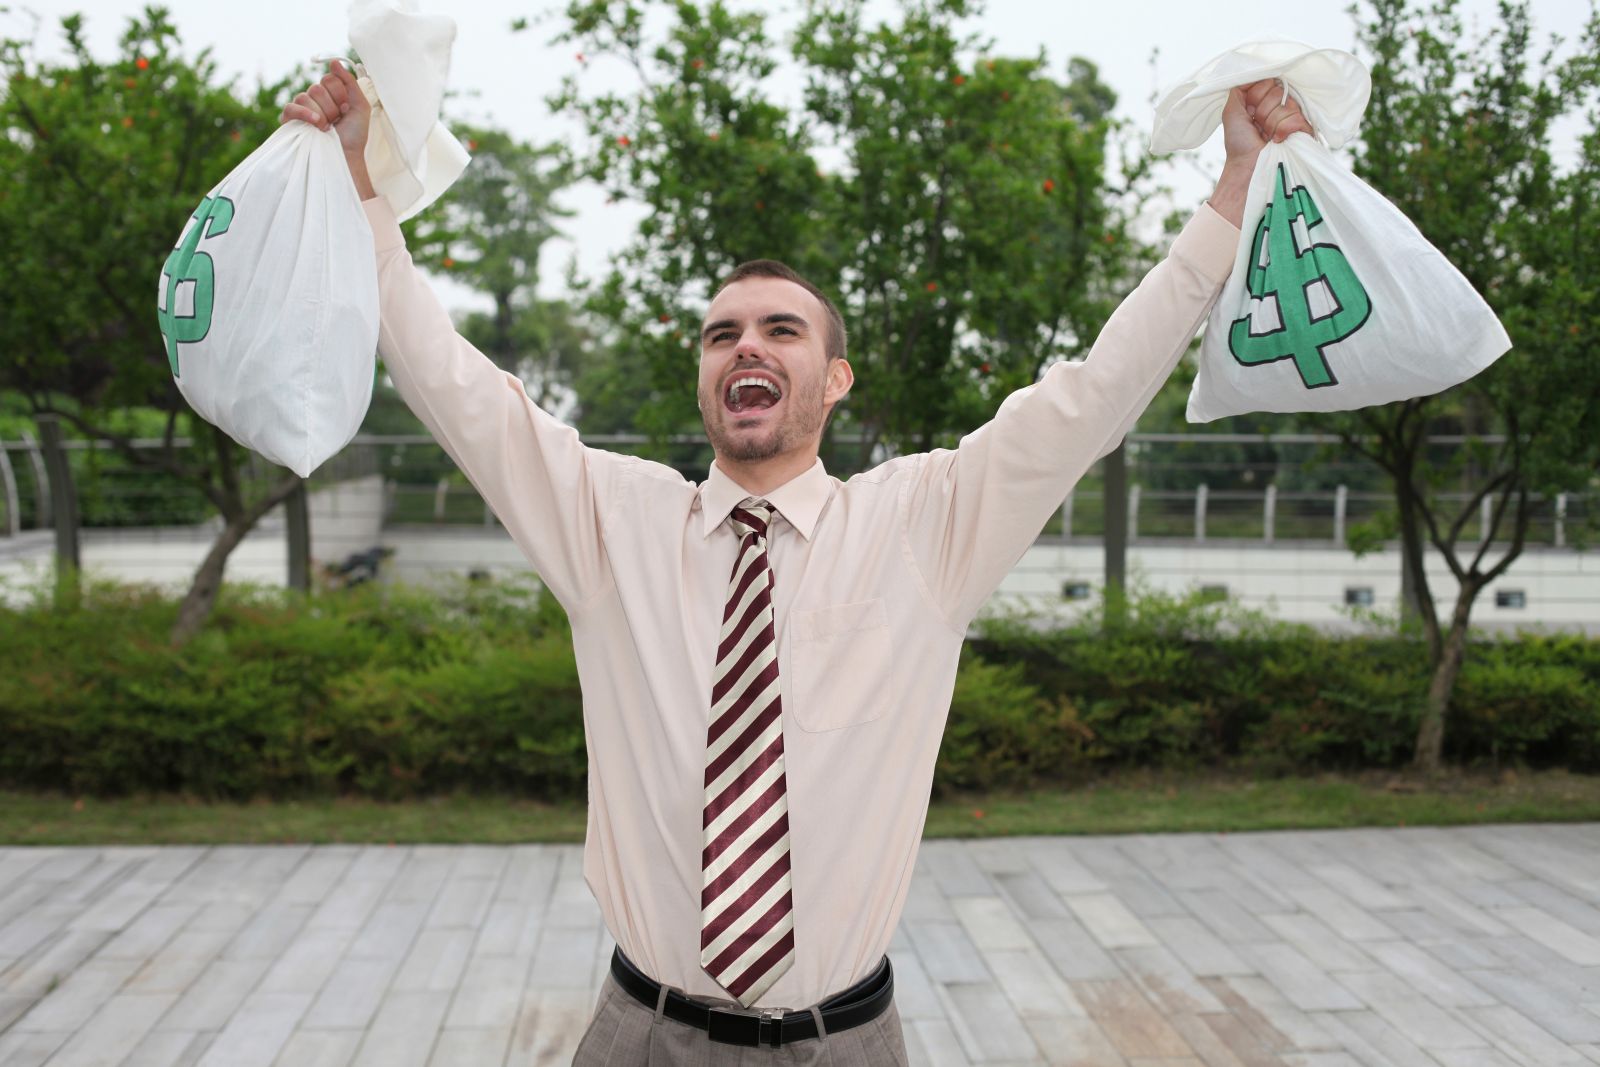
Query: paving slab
xmin=1 ymin=825 xmax=1598 ymax=1064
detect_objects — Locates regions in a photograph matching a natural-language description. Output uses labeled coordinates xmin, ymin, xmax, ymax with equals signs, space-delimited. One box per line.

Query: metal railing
xmin=2 ymin=430 xmax=1590 ymax=552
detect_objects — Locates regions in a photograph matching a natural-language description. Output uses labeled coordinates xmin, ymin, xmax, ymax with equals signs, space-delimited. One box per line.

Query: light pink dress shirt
xmin=363 ymin=197 xmax=1239 ymax=1008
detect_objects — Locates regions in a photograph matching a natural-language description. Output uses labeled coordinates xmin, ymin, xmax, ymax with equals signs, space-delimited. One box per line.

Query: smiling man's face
xmin=697 ymin=275 xmax=848 ymax=467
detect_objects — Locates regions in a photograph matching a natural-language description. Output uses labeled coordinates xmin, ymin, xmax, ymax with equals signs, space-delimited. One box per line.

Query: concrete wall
xmin=375 ymin=525 xmax=1598 ymax=633
xmin=0 ymin=476 xmax=384 ymax=606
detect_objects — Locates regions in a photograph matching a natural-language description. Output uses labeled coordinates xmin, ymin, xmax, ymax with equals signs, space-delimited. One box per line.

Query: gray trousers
xmin=571 ymin=973 xmax=912 ymax=1066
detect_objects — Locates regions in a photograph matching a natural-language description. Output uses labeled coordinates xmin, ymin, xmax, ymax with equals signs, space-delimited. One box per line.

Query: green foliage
xmin=0 ymin=10 xmax=314 ymax=637
xmin=551 ymin=0 xmax=1156 ymax=465
xmin=0 ymin=574 xmax=581 ymax=798
xmin=0 ymin=9 xmax=290 ymax=412
xmin=3 ymin=578 xmax=1596 ymax=800
xmin=971 ymin=588 xmax=1600 ymax=783
xmin=401 ymin=125 xmax=589 ymax=412
xmin=1451 ymin=635 xmax=1600 ymax=767
xmin=936 ymin=650 xmax=1091 ymax=792
xmin=1288 ymin=0 xmax=1600 ymax=767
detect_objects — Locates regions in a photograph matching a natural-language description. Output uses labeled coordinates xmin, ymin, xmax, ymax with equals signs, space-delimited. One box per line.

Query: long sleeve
xmin=901 ymin=203 xmax=1240 ymax=627
xmin=364 ymin=198 xmax=615 ymax=609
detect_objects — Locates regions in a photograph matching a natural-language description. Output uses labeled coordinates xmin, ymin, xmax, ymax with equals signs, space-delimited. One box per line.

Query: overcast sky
xmin=5 ymin=0 xmax=1592 ymax=313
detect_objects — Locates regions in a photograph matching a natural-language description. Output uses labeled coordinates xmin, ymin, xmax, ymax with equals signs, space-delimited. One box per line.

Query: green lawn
xmin=2 ymin=769 xmax=1596 ymax=846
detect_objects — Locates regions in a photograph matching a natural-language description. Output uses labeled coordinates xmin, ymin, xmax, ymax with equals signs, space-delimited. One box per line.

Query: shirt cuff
xmin=362 ymin=196 xmax=405 ymax=254
xmin=1170 ymin=202 xmax=1241 ymax=286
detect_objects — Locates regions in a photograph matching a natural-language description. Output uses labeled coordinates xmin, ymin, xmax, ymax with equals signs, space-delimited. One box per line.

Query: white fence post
xmin=0 ymin=443 xmax=19 ymax=537
xmin=1333 ymin=484 xmax=1347 ymax=546
xmin=1128 ymin=484 xmax=1141 ymax=542
xmin=1195 ymin=484 xmax=1208 ymax=543
xmin=1481 ymin=495 xmax=1493 ymax=543
xmin=1264 ymin=484 xmax=1277 ymax=545
xmin=1060 ymin=490 xmax=1073 ymax=539
xmin=19 ymin=430 xmax=49 ymax=527
xmin=1555 ymin=493 xmax=1568 ymax=548
xmin=433 ymin=477 xmax=450 ymax=522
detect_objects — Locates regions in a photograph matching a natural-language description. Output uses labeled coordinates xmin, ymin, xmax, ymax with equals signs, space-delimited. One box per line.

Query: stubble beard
xmin=700 ymin=376 xmax=826 ymax=463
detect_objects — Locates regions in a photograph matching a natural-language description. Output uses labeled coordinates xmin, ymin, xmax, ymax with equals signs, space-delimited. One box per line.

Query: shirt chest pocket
xmin=786 ymin=598 xmax=892 ymax=733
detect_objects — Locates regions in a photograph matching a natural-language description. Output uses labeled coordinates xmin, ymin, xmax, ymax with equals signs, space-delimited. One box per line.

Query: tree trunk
xmin=169 ymin=473 xmax=305 ymax=647
xmin=1413 ymin=583 xmax=1477 ymax=774
xmin=1393 ymin=469 xmax=1440 ymax=656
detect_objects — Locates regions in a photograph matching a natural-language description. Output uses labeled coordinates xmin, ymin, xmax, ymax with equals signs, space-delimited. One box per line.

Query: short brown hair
xmin=713 ymin=260 xmax=847 ymax=363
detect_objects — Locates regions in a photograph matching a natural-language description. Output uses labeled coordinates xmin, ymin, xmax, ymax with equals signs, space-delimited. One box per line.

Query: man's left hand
xmin=1209 ymin=78 xmax=1316 ymax=227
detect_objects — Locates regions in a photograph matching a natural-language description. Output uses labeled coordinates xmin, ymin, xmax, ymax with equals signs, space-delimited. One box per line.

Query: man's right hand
xmin=279 ymin=60 xmax=377 ymax=200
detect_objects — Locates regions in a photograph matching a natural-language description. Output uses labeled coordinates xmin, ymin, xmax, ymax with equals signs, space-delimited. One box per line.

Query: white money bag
xmin=1151 ymin=38 xmax=1511 ymax=423
xmin=157 ymin=123 xmax=378 ymax=478
xmin=156 ymin=0 xmax=471 ymax=478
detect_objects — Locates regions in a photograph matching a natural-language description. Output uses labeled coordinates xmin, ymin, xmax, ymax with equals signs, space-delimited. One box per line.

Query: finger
xmin=1242 ymin=79 xmax=1278 ymax=112
xmin=1255 ymin=101 xmax=1296 ymax=139
xmin=321 ymin=73 xmax=350 ymax=114
xmin=1273 ymin=113 xmax=1313 ymax=142
xmin=307 ymin=83 xmax=339 ymax=126
xmin=294 ymin=90 xmax=330 ymax=129
xmin=280 ymin=102 xmax=320 ymax=126
xmin=329 ymin=59 xmax=366 ymax=107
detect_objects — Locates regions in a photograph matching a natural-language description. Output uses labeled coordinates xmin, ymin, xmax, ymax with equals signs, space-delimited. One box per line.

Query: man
xmin=282 ymin=62 xmax=1309 ymax=1065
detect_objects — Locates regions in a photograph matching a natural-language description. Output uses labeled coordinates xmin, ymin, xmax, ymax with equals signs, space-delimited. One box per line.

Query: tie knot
xmin=729 ymin=498 xmax=772 ymax=540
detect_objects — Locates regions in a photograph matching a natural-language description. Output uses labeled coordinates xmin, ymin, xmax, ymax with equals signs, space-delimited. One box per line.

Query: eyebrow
xmin=700 ymin=312 xmax=812 ymax=342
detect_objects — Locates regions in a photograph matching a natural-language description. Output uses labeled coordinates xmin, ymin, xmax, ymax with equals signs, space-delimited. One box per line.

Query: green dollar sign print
xmin=157 ymin=195 xmax=235 ymax=378
xmin=1229 ymin=164 xmax=1371 ymax=389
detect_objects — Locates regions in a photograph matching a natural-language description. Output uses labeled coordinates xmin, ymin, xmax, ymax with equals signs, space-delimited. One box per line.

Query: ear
xmin=824 ymin=358 xmax=853 ymax=408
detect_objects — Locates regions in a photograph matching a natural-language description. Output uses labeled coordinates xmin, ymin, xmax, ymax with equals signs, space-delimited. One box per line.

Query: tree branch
xmin=29 ymin=403 xmax=213 ymax=486
xmin=239 ymin=472 xmax=304 ymax=530
xmin=1467 ymin=475 xmax=1519 ymax=575
xmin=1480 ymin=486 xmax=1532 ymax=586
xmin=212 ymin=423 xmax=243 ymax=521
xmin=1444 ymin=466 xmax=1515 ymax=548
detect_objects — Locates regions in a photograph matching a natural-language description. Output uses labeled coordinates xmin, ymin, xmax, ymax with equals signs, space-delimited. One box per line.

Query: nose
xmin=734 ymin=326 xmax=765 ymax=360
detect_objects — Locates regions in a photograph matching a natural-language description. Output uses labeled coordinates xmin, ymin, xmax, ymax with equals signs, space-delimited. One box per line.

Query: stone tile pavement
xmin=1 ymin=825 xmax=1599 ymax=1065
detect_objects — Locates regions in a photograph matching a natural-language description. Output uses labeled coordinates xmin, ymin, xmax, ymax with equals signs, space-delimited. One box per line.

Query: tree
xmin=548 ymin=0 xmax=1157 ymax=469
xmin=0 ymin=9 xmax=299 ymax=644
xmin=1335 ymin=0 xmax=1600 ymax=771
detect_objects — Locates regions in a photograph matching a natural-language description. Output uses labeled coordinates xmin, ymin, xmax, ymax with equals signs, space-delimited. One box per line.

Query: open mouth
xmin=723 ymin=374 xmax=784 ymax=417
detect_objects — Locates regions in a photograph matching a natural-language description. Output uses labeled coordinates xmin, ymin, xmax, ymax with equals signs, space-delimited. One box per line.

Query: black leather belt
xmin=609 ymin=947 xmax=894 ymax=1047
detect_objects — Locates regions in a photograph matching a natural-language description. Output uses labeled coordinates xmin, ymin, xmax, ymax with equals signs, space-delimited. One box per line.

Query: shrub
xmin=2 ymin=577 xmax=1596 ymax=799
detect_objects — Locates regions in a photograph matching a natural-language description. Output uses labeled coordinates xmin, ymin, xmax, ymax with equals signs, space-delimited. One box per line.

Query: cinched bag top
xmin=1150 ymin=37 xmax=1372 ymax=152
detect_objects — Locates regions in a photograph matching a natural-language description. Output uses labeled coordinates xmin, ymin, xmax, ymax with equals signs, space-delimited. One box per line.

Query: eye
xmin=709 ymin=331 xmax=735 ymax=344
xmin=770 ymin=325 xmax=796 ymax=336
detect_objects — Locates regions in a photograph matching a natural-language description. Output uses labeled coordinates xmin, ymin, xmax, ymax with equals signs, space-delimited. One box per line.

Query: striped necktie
xmin=699 ymin=498 xmax=795 ymax=1006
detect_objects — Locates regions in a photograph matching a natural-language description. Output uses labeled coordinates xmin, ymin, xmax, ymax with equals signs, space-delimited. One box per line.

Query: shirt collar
xmin=698 ymin=457 xmax=832 ymax=541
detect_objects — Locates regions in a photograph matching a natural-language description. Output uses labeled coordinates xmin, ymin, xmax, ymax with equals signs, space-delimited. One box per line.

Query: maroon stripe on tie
xmin=724 ymin=926 xmax=796 ymax=1001
xmin=701 ymin=810 xmax=790 ymax=906
xmin=711 ymin=622 xmax=774 ymax=705
xmin=717 ymin=591 xmax=770 ymax=663
xmin=703 ymin=702 xmax=781 ymax=787
xmin=701 ymin=772 xmax=786 ymax=867
xmin=700 ymin=847 xmax=790 ymax=949
xmin=704 ymin=732 xmax=784 ymax=824
xmin=707 ymin=663 xmax=780 ymax=748
xmin=706 ymin=886 xmax=794 ymax=977
xmin=721 ymin=546 xmax=766 ymax=623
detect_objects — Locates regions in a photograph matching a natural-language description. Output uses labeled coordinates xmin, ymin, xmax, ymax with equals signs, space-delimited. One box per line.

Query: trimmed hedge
xmin=2 ymin=577 xmax=1596 ymax=799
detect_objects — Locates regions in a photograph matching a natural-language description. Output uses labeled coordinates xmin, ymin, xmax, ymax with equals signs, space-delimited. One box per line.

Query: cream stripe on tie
xmin=700 ymin=498 xmax=795 ymax=1007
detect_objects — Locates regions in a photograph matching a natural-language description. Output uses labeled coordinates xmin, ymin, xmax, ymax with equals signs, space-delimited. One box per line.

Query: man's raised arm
xmin=282 ymin=62 xmax=613 ymax=609
xmin=898 ymin=80 xmax=1313 ymax=628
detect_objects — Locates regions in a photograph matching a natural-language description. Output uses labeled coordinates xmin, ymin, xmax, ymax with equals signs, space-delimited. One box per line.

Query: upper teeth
xmin=728 ymin=377 xmax=781 ymax=404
